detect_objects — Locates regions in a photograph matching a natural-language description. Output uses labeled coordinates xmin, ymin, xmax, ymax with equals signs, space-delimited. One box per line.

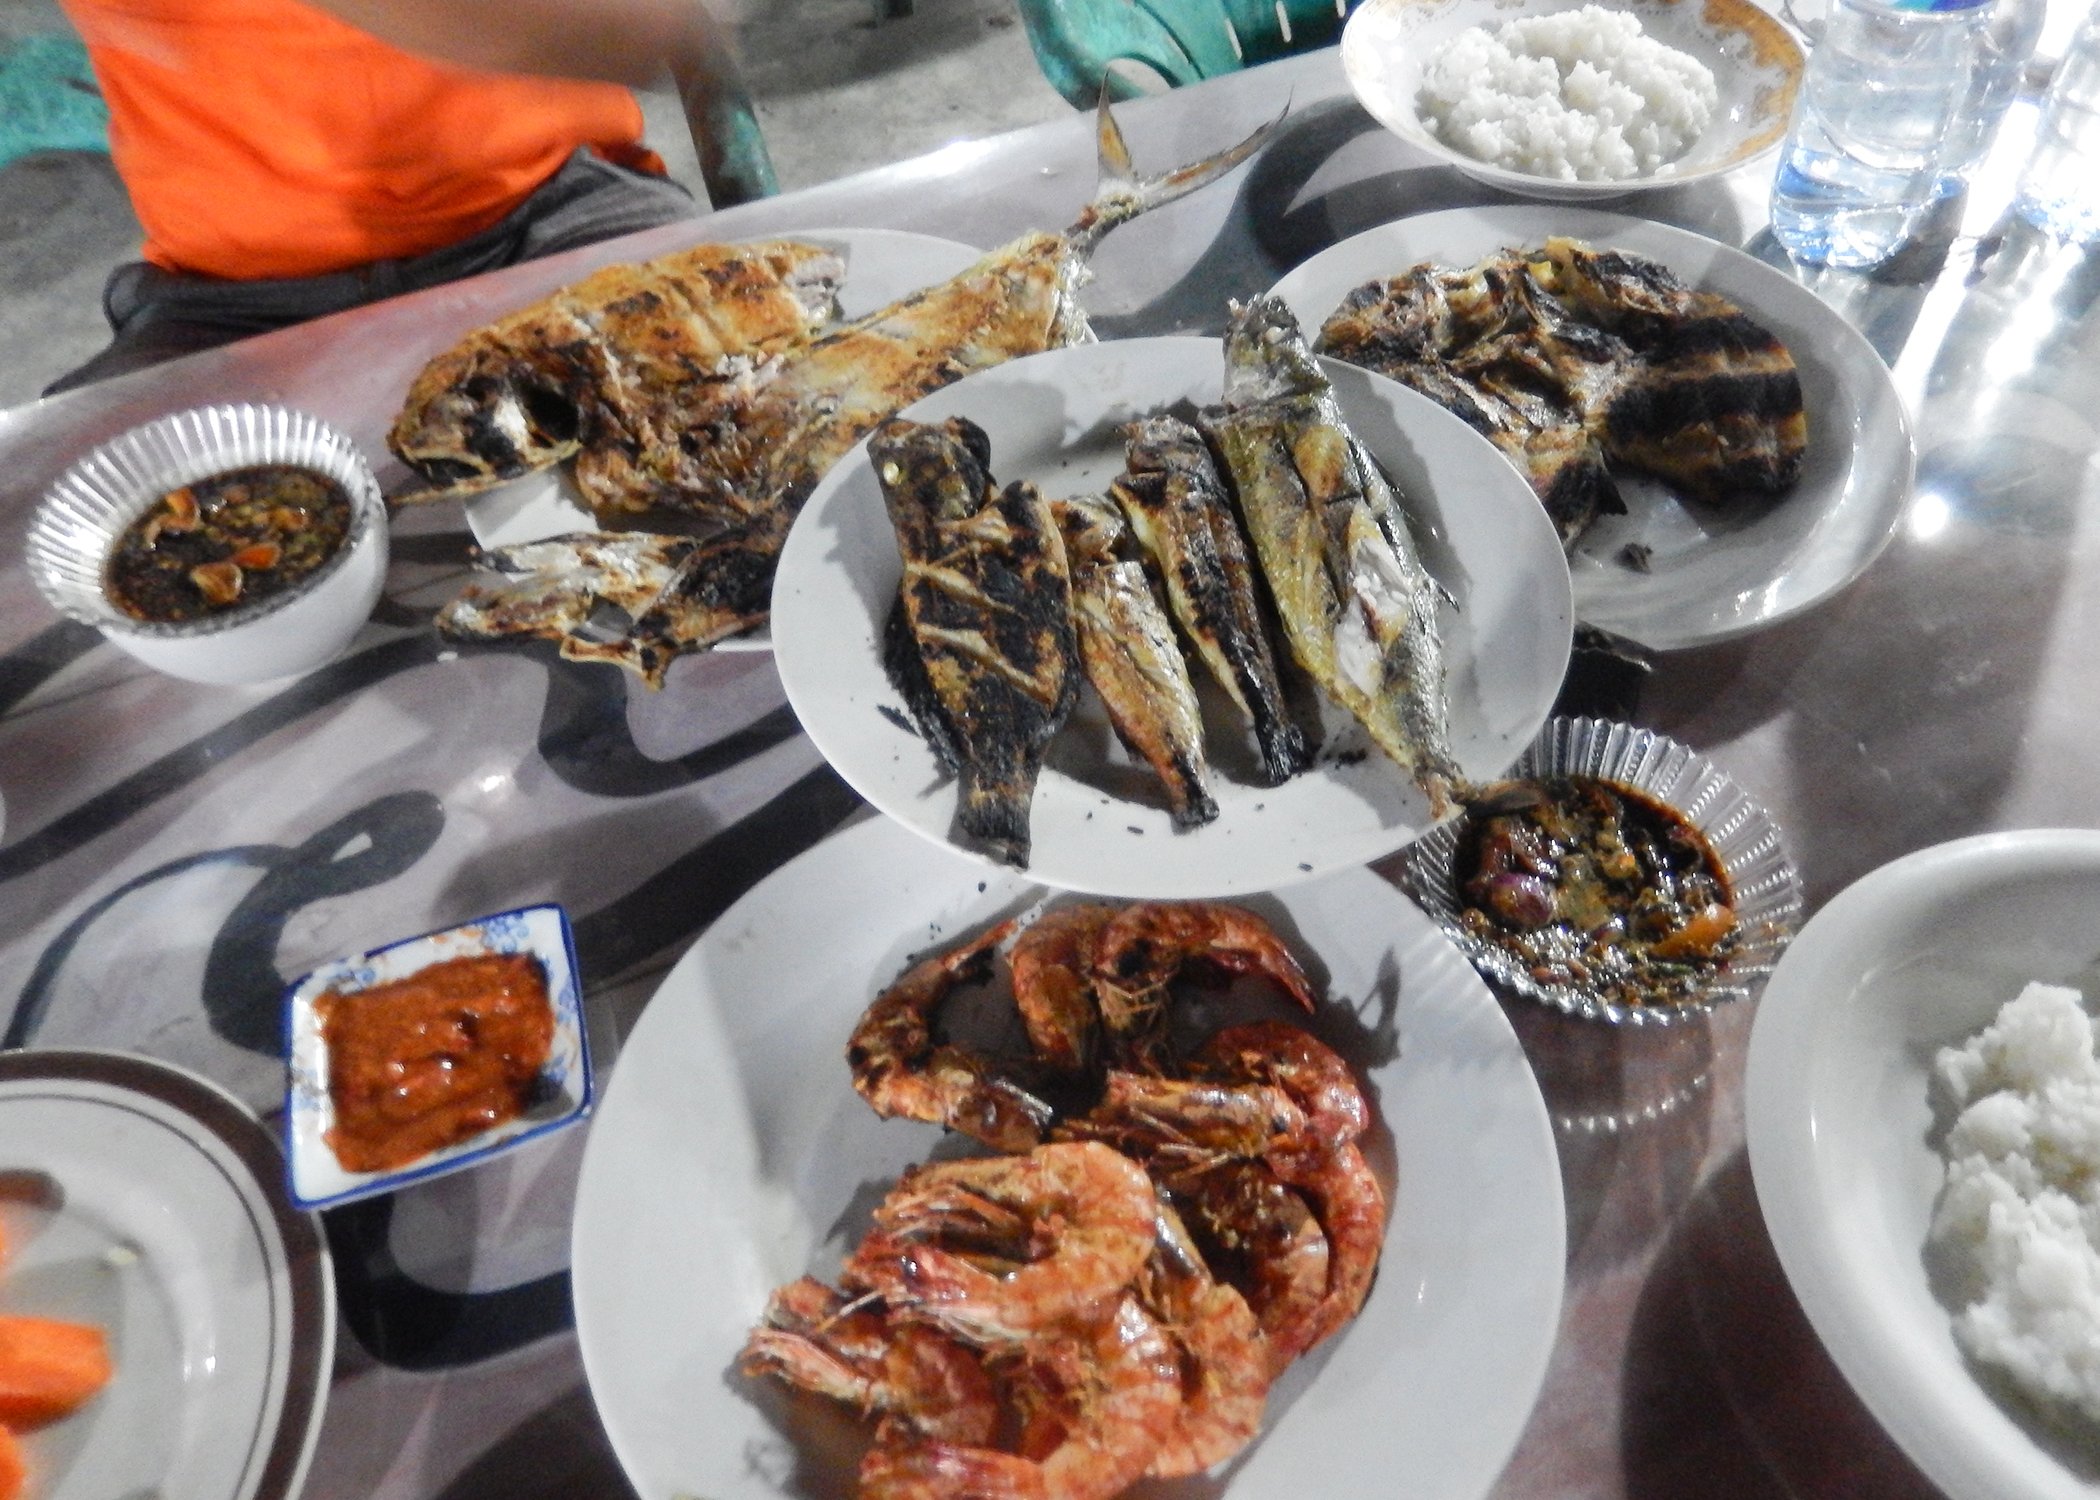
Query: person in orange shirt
xmin=48 ymin=0 xmax=773 ymax=393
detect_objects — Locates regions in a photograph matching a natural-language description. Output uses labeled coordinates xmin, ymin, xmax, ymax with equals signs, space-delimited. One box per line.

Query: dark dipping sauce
xmin=318 ymin=951 xmax=555 ymax=1174
xmin=1455 ymin=775 xmax=1738 ymax=1010
xmin=105 ymin=464 xmax=353 ymax=623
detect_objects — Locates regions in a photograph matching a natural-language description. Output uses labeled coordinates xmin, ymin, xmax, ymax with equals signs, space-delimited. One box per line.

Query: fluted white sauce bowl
xmin=27 ymin=403 xmax=388 ymax=685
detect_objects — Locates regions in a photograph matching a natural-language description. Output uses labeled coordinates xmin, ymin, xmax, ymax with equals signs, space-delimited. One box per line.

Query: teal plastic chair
xmin=677 ymin=47 xmax=778 ymax=207
xmin=1013 ymin=0 xmax=1361 ymax=107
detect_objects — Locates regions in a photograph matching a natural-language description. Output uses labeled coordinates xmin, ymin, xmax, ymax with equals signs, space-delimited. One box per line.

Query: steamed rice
xmin=1416 ymin=5 xmax=1717 ymax=182
xmin=1930 ymin=981 xmax=2100 ymax=1427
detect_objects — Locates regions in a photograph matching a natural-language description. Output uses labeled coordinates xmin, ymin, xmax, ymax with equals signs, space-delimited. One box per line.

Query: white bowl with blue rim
xmin=282 ymin=904 xmax=589 ymax=1210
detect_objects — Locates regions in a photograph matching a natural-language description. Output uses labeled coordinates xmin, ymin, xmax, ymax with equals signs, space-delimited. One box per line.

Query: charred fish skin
xmin=875 ymin=417 xmax=1080 ymax=868
xmin=1203 ymin=296 xmax=1464 ymax=816
xmin=1317 ymin=258 xmax=1629 ymax=544
xmin=1532 ymin=238 xmax=1807 ymax=503
xmin=432 ymin=530 xmax=768 ymax=684
xmin=388 ymin=239 xmax=845 ymax=500
xmin=1052 ymin=496 xmax=1220 ymax=830
xmin=1110 ymin=416 xmax=1311 ymax=785
xmin=1317 ymin=238 xmax=1807 ymax=543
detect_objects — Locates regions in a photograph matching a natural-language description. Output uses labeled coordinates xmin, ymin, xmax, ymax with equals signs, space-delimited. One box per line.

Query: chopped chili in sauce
xmin=105 ymin=464 xmax=353 ymax=623
xmin=1454 ymin=775 xmax=1738 ymax=1009
xmin=318 ymin=951 xmax=554 ymax=1174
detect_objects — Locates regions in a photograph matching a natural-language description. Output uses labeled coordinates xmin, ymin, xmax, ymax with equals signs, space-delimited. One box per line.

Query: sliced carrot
xmin=0 ymin=1424 xmax=23 ymax=1500
xmin=0 ymin=1316 xmax=111 ymax=1429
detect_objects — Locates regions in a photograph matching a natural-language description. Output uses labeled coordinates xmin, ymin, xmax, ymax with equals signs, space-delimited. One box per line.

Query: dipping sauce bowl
xmin=26 ymin=403 xmax=388 ymax=685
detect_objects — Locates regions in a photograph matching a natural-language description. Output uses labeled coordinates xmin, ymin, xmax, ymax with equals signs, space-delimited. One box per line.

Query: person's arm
xmin=304 ymin=0 xmax=778 ymax=205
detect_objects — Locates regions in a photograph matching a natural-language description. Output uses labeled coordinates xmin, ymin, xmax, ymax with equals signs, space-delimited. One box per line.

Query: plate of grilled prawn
xmin=772 ymin=304 xmax=1575 ymax=897
xmin=1270 ymin=205 xmax=1917 ymax=651
xmin=570 ymin=814 xmax=1567 ymax=1500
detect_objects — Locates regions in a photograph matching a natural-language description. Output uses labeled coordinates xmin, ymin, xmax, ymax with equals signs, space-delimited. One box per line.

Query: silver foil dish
xmin=1397 ymin=716 xmax=1803 ymax=1026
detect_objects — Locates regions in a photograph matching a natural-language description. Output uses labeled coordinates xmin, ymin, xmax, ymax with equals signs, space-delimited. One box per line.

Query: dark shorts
xmin=46 ymin=148 xmax=697 ymax=396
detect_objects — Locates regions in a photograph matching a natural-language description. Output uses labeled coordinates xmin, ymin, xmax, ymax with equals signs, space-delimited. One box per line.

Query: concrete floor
xmin=0 ymin=0 xmax=1071 ymax=406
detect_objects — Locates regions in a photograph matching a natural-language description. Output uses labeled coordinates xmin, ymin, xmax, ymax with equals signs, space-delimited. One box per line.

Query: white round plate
xmin=1271 ymin=205 xmax=1916 ymax=652
xmin=462 ymin=228 xmax=987 ymax=651
xmin=1340 ymin=0 xmax=1802 ymax=201
xmin=1746 ymin=829 xmax=2100 ymax=1500
xmin=572 ymin=814 xmax=1567 ymax=1500
xmin=0 ymin=1049 xmax=334 ymax=1500
xmin=770 ymin=335 xmax=1573 ymax=898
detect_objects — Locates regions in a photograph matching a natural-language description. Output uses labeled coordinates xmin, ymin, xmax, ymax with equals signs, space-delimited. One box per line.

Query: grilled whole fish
xmin=1202 ymin=297 xmax=1464 ymax=816
xmin=389 ymin=240 xmax=845 ymax=497
xmin=1317 ymin=238 xmax=1805 ymax=542
xmin=421 ymin=98 xmax=1280 ymax=683
xmin=1052 ymin=495 xmax=1219 ymax=829
xmin=1110 ymin=416 xmax=1310 ymax=786
xmin=876 ymin=417 xmax=1079 ymax=868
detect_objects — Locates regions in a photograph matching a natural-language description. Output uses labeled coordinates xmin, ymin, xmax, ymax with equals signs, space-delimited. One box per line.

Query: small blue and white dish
xmin=282 ymin=904 xmax=590 ymax=1210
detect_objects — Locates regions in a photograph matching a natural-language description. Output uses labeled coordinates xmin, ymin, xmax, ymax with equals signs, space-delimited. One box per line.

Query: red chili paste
xmin=318 ymin=951 xmax=554 ymax=1173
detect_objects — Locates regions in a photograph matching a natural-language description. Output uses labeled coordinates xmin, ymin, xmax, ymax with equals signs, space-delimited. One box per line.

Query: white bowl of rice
xmin=1747 ymin=829 xmax=2100 ymax=1500
xmin=1341 ymin=0 xmax=1803 ymax=200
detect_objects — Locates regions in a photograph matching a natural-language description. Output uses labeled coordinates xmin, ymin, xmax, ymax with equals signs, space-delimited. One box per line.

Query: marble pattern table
xmin=4 ymin=39 xmax=2095 ymax=1500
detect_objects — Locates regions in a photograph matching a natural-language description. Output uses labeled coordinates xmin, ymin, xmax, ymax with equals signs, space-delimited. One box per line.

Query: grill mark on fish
xmin=876 ymin=417 xmax=1079 ymax=867
xmin=1607 ymin=370 xmax=1807 ymax=436
xmin=1317 ymin=257 xmax=1631 ymax=544
xmin=1536 ymin=237 xmax=1805 ymax=502
xmin=1110 ymin=416 xmax=1311 ymax=785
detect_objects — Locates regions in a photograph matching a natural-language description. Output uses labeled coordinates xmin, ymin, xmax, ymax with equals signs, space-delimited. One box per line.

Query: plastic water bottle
xmin=2014 ymin=7 xmax=2100 ymax=241
xmin=1770 ymin=0 xmax=1998 ymax=269
xmin=1937 ymin=0 xmax=2046 ymax=186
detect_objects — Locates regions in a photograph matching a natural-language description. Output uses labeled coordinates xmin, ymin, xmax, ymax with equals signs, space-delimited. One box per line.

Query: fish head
xmin=1220 ymin=297 xmax=1329 ymax=408
xmin=386 ymin=345 xmax=585 ymax=491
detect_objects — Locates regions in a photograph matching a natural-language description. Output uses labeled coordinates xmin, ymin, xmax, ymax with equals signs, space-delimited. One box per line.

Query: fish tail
xmin=1251 ymin=711 xmax=1313 ymax=786
xmin=957 ymin=770 xmax=1035 ymax=868
xmin=1066 ymin=94 xmax=1286 ymax=256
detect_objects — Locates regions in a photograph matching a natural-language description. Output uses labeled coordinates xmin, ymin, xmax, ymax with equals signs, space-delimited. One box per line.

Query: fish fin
xmin=1093 ymin=86 xmax=1137 ymax=203
xmin=1067 ymin=97 xmax=1288 ymax=255
xmin=956 ymin=772 xmax=1034 ymax=868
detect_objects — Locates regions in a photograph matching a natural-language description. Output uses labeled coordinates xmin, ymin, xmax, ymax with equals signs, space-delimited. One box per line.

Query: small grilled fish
xmin=389 ymin=239 xmax=845 ymax=498
xmin=1202 ymin=297 xmax=1464 ymax=816
xmin=1109 ymin=416 xmax=1310 ymax=785
xmin=876 ymin=417 xmax=1079 ymax=868
xmin=1052 ymin=495 xmax=1218 ymax=829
